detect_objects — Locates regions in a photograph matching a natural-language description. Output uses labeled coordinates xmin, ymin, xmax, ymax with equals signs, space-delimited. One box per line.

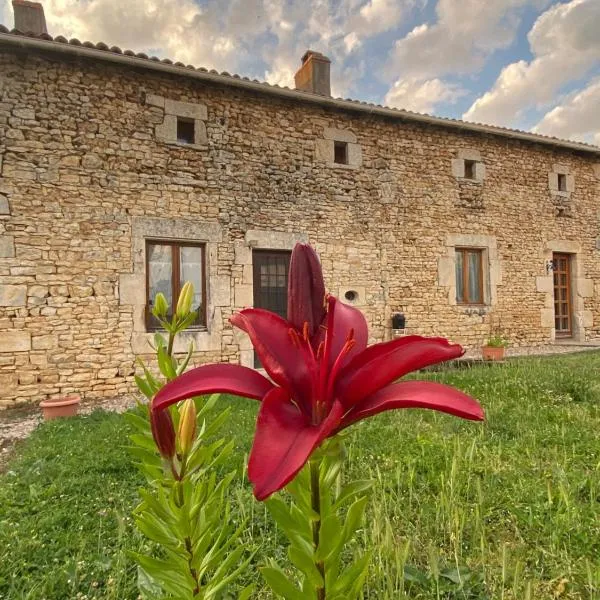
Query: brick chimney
xmin=294 ymin=50 xmax=331 ymax=96
xmin=12 ymin=0 xmax=47 ymax=34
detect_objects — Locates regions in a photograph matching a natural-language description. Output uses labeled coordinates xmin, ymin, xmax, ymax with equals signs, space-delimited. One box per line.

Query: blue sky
xmin=2 ymin=0 xmax=600 ymax=144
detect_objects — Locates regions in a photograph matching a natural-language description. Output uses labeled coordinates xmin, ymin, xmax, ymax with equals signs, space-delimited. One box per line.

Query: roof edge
xmin=1 ymin=30 xmax=600 ymax=156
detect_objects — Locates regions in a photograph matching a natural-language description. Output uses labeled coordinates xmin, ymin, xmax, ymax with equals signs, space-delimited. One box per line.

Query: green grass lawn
xmin=1 ymin=352 xmax=599 ymax=599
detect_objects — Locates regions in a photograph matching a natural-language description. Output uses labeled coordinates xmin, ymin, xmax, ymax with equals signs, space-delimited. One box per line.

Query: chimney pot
xmin=12 ymin=0 xmax=47 ymax=35
xmin=294 ymin=50 xmax=331 ymax=96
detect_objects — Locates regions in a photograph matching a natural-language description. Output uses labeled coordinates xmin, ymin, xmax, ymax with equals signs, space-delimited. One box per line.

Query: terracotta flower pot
xmin=481 ymin=346 xmax=505 ymax=361
xmin=39 ymin=395 xmax=81 ymax=420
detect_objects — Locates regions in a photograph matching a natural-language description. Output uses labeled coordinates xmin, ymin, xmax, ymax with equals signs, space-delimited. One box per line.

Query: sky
xmin=2 ymin=0 xmax=600 ymax=145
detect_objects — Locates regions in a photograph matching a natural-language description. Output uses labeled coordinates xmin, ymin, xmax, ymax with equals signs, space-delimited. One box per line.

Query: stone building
xmin=1 ymin=1 xmax=599 ymax=408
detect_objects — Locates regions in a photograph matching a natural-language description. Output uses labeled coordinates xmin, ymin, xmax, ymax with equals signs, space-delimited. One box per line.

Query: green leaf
xmin=136 ymin=566 xmax=163 ymax=600
xmin=130 ymin=433 xmax=160 ymax=453
xmin=332 ymin=552 xmax=371 ymax=599
xmin=315 ymin=513 xmax=342 ymax=561
xmin=176 ymin=340 xmax=195 ymax=375
xmin=129 ymin=552 xmax=195 ymax=599
xmin=157 ymin=344 xmax=177 ymax=380
xmin=288 ymin=545 xmax=324 ymax=588
xmin=260 ymin=565 xmax=305 ymax=600
xmin=238 ymin=584 xmax=256 ymax=600
xmin=403 ymin=564 xmax=430 ymax=585
xmin=135 ymin=375 xmax=154 ymax=399
xmin=266 ymin=497 xmax=311 ymax=544
xmin=137 ymin=358 xmax=162 ymax=393
xmin=333 ymin=480 xmax=374 ymax=511
xmin=341 ymin=496 xmax=369 ymax=544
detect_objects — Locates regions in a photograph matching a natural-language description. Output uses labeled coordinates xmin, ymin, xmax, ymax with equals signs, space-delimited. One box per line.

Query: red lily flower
xmin=152 ymin=244 xmax=484 ymax=500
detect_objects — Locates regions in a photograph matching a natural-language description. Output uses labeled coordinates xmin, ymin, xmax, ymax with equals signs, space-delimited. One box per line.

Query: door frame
xmin=552 ymin=252 xmax=572 ymax=338
xmin=251 ymin=248 xmax=292 ymax=367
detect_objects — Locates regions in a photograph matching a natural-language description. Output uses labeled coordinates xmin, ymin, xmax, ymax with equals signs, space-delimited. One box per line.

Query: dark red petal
xmin=287 ymin=243 xmax=326 ymax=337
xmin=248 ymin=387 xmax=344 ymax=500
xmin=336 ymin=336 xmax=464 ymax=408
xmin=326 ymin=296 xmax=368 ymax=371
xmin=230 ymin=309 xmax=314 ymax=412
xmin=152 ymin=363 xmax=274 ymax=412
xmin=340 ymin=380 xmax=484 ymax=430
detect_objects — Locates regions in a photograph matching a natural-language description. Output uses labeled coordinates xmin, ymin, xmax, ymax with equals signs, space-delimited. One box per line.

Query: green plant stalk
xmin=310 ymin=459 xmax=326 ymax=600
xmin=165 ymin=333 xmax=201 ymax=597
xmin=175 ymin=453 xmax=201 ymax=596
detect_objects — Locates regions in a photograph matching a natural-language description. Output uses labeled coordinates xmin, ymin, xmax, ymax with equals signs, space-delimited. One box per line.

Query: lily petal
xmin=152 ymin=363 xmax=274 ymax=412
xmin=287 ymin=243 xmax=326 ymax=337
xmin=230 ymin=308 xmax=314 ymax=410
xmin=326 ymin=296 xmax=368 ymax=370
xmin=336 ymin=336 xmax=464 ymax=408
xmin=340 ymin=380 xmax=484 ymax=430
xmin=248 ymin=387 xmax=344 ymax=500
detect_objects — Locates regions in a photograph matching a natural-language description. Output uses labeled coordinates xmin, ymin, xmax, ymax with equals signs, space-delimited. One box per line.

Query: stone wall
xmin=0 ymin=48 xmax=599 ymax=408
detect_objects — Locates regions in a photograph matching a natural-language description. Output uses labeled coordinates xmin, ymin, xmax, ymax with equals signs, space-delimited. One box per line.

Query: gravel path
xmin=1 ymin=343 xmax=599 ymax=471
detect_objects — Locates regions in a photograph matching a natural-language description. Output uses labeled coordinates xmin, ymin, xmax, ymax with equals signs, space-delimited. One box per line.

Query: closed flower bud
xmin=178 ymin=398 xmax=197 ymax=455
xmin=152 ymin=292 xmax=169 ymax=319
xmin=150 ymin=408 xmax=176 ymax=460
xmin=176 ymin=282 xmax=194 ymax=319
xmin=287 ymin=243 xmax=326 ymax=337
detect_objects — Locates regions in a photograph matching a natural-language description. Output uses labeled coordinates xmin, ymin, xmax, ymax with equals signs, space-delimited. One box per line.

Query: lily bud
xmin=152 ymin=292 xmax=169 ymax=319
xmin=150 ymin=408 xmax=176 ymax=460
xmin=177 ymin=398 xmax=197 ymax=455
xmin=176 ymin=282 xmax=194 ymax=319
xmin=287 ymin=243 xmax=326 ymax=337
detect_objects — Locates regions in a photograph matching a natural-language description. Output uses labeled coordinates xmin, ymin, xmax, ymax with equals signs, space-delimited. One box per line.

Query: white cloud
xmin=384 ymin=77 xmax=465 ymax=113
xmin=352 ymin=0 xmax=408 ymax=36
xmin=380 ymin=0 xmax=547 ymax=116
xmin=533 ymin=79 xmax=600 ymax=144
xmin=385 ymin=0 xmax=548 ymax=81
xmin=464 ymin=0 xmax=600 ymax=126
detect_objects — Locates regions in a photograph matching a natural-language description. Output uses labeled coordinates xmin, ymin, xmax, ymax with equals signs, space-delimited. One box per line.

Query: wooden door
xmin=553 ymin=253 xmax=572 ymax=337
xmin=252 ymin=250 xmax=291 ymax=365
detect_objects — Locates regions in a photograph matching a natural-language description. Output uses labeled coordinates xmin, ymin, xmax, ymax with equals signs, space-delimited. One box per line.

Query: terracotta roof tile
xmin=0 ymin=25 xmax=599 ymax=154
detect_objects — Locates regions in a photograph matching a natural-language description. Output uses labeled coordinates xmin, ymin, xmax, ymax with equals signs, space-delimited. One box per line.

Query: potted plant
xmin=481 ymin=335 xmax=508 ymax=361
xmin=39 ymin=394 xmax=81 ymax=420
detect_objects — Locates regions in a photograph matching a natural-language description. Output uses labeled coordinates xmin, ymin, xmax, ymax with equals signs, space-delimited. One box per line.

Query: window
xmin=557 ymin=173 xmax=567 ymax=192
xmin=464 ymin=159 xmax=476 ymax=180
xmin=334 ymin=141 xmax=348 ymax=165
xmin=176 ymin=118 xmax=195 ymax=144
xmin=455 ymin=248 xmax=484 ymax=304
xmin=146 ymin=241 xmax=206 ymax=329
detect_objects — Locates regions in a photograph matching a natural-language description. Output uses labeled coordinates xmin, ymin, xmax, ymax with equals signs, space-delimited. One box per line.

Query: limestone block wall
xmin=0 ymin=48 xmax=599 ymax=408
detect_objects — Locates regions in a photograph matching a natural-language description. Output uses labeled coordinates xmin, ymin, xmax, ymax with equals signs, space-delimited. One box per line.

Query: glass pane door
xmin=553 ymin=253 xmax=571 ymax=336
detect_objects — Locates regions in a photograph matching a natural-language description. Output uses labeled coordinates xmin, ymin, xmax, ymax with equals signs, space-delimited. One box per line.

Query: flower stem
xmin=310 ymin=459 xmax=326 ymax=600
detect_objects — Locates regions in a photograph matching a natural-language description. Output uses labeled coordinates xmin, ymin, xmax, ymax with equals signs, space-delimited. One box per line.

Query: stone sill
xmin=457 ymin=177 xmax=483 ymax=185
xmin=551 ymin=191 xmax=571 ymax=198
xmin=146 ymin=327 xmax=207 ymax=334
xmin=162 ymin=140 xmax=209 ymax=151
xmin=328 ymin=162 xmax=359 ymax=170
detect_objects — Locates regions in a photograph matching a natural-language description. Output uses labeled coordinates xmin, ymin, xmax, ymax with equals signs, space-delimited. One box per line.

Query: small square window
xmin=334 ymin=141 xmax=348 ymax=165
xmin=177 ymin=118 xmax=195 ymax=144
xmin=464 ymin=159 xmax=477 ymax=180
xmin=557 ymin=173 xmax=567 ymax=192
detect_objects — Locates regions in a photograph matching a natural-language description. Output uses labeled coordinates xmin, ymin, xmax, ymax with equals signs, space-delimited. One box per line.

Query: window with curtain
xmin=455 ymin=248 xmax=484 ymax=304
xmin=146 ymin=241 xmax=206 ymax=330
